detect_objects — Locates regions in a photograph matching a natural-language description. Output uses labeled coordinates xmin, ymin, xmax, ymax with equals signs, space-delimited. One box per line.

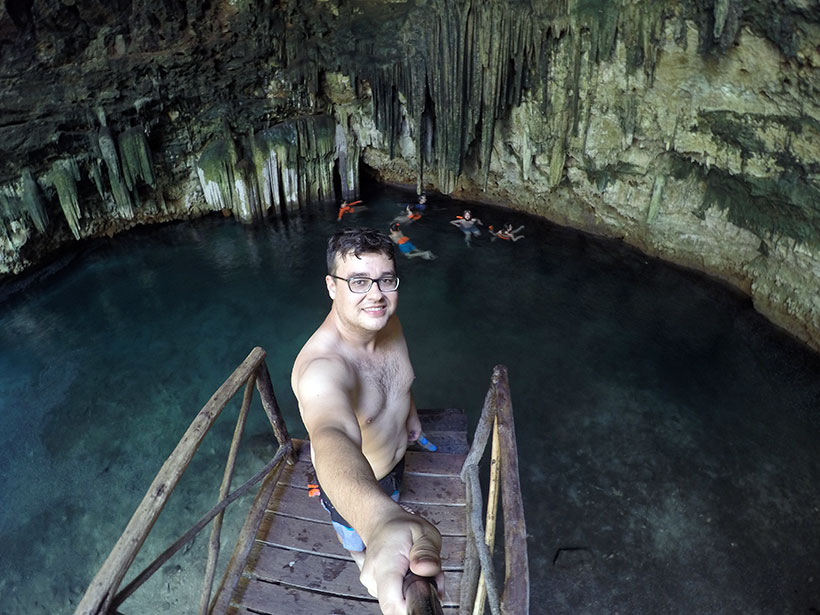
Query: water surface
xmin=1 ymin=182 xmax=818 ymax=613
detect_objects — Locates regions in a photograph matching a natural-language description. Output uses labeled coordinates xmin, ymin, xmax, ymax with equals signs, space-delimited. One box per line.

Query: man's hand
xmin=359 ymin=510 xmax=444 ymax=615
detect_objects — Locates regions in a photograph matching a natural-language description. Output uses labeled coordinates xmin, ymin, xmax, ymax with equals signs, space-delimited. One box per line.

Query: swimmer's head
xmin=463 ymin=210 xmax=472 ymax=219
xmin=389 ymin=222 xmax=401 ymax=232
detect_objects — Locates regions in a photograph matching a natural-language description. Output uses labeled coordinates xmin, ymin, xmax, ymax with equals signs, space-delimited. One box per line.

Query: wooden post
xmin=255 ymin=361 xmax=295 ymax=463
xmin=199 ymin=374 xmax=256 ymax=615
xmin=209 ymin=449 xmax=290 ymax=615
xmin=494 ymin=366 xmax=530 ymax=615
xmin=473 ymin=418 xmax=501 ymax=615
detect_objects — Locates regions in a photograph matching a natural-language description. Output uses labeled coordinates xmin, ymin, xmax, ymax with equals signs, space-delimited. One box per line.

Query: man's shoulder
xmin=292 ymin=348 xmax=355 ymax=404
xmin=294 ymin=329 xmax=346 ymax=376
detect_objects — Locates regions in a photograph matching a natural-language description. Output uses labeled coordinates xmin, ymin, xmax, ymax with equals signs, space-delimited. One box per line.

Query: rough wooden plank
xmin=247 ymin=544 xmax=463 ymax=606
xmin=232 ymin=577 xmax=460 ymax=615
xmin=411 ymin=431 xmax=470 ymax=455
xmin=401 ymin=474 xmax=466 ymax=505
xmin=263 ymin=492 xmax=467 ymax=537
xmin=255 ymin=514 xmax=466 ymax=569
xmin=418 ymin=407 xmax=468 ymax=433
xmin=404 ymin=450 xmax=466 ymax=476
xmin=266 ymin=485 xmax=327 ymax=522
xmin=274 ymin=462 xmax=465 ymax=506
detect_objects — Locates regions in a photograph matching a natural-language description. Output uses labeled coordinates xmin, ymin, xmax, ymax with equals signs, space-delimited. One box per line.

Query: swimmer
xmin=389 ymin=222 xmax=436 ymax=260
xmin=337 ymin=199 xmax=365 ymax=221
xmin=489 ymin=223 xmax=525 ymax=242
xmin=393 ymin=204 xmax=422 ymax=224
xmin=449 ymin=209 xmax=483 ymax=246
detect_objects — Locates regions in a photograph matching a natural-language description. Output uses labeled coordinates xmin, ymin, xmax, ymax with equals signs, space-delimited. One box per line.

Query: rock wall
xmin=1 ymin=0 xmax=818 ymax=351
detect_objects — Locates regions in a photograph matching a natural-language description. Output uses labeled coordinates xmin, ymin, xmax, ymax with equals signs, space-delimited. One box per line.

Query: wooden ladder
xmin=217 ymin=408 xmax=469 ymax=614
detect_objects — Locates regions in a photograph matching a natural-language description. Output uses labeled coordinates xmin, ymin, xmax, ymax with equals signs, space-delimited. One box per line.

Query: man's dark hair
xmin=327 ymin=227 xmax=396 ymax=274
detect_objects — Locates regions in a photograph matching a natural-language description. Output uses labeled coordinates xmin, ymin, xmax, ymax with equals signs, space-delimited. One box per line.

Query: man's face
xmin=326 ymin=251 xmax=398 ymax=332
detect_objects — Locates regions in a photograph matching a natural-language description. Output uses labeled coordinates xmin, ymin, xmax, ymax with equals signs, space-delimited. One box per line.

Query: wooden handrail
xmin=110 ymin=448 xmax=289 ymax=611
xmin=75 ymin=347 xmax=293 ymax=615
xmin=494 ymin=366 xmax=529 ymax=614
xmin=459 ymin=365 xmax=530 ymax=615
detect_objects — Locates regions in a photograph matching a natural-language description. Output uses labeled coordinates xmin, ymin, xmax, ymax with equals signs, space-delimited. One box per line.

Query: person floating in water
xmin=337 ymin=199 xmax=364 ymax=221
xmin=416 ymin=193 xmax=427 ymax=211
xmin=489 ymin=223 xmax=525 ymax=242
xmin=389 ymin=222 xmax=436 ymax=260
xmin=393 ymin=204 xmax=422 ymax=225
xmin=449 ymin=209 xmax=483 ymax=246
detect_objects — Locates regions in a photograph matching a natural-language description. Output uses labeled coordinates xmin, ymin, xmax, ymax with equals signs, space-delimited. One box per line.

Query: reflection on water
xmin=1 ymin=183 xmax=819 ymax=614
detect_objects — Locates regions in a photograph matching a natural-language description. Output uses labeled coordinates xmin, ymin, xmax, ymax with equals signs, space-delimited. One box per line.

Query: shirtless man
xmin=291 ymin=228 xmax=443 ymax=615
xmin=449 ymin=209 xmax=483 ymax=246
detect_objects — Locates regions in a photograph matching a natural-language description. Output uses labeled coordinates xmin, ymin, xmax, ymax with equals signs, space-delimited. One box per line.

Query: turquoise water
xmin=1 ymin=182 xmax=819 ymax=613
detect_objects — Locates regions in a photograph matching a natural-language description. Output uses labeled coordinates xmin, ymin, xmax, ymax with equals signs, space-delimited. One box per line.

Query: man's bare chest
xmin=352 ymin=354 xmax=412 ymax=419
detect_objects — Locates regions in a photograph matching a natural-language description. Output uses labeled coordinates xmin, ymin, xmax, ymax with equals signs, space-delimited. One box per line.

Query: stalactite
xmin=252 ymin=126 xmax=285 ymax=216
xmin=97 ymin=127 xmax=134 ymax=219
xmin=352 ymin=0 xmax=671 ymax=194
xmin=0 ymin=187 xmax=14 ymax=244
xmin=197 ymin=134 xmax=239 ymax=213
xmin=252 ymin=122 xmax=298 ymax=214
xmin=713 ymin=0 xmax=731 ymax=39
xmin=118 ymin=126 xmax=156 ymax=192
xmin=45 ymin=159 xmax=82 ymax=240
xmin=0 ymin=177 xmax=43 ymax=244
xmin=233 ymin=158 xmax=262 ymax=223
xmin=294 ymin=115 xmax=335 ymax=206
xmin=647 ymin=175 xmax=666 ymax=223
xmin=201 ymin=115 xmax=337 ymax=223
xmin=21 ymin=169 xmax=48 ymax=234
xmin=334 ymin=122 xmax=354 ymax=200
xmin=88 ymin=160 xmax=105 ymax=200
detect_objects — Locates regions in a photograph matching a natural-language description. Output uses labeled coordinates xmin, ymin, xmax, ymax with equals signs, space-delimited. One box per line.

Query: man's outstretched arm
xmin=296 ymin=359 xmax=443 ymax=614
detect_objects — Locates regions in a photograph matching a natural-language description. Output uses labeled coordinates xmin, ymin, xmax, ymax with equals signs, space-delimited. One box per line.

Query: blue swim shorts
xmin=317 ymin=457 xmax=405 ymax=551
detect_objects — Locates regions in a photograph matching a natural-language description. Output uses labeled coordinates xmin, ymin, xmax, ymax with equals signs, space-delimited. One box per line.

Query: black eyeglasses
xmin=329 ymin=274 xmax=400 ymax=293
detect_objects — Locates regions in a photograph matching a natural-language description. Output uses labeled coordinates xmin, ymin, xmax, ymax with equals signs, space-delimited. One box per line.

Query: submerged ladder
xmin=75 ymin=347 xmax=528 ymax=615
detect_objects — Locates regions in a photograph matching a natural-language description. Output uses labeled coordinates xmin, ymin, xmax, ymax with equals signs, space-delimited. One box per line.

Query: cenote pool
xmin=1 ymin=182 xmax=818 ymax=614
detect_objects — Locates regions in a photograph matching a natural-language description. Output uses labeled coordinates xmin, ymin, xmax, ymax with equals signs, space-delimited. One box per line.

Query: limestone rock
xmin=0 ymin=0 xmax=818 ymax=351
